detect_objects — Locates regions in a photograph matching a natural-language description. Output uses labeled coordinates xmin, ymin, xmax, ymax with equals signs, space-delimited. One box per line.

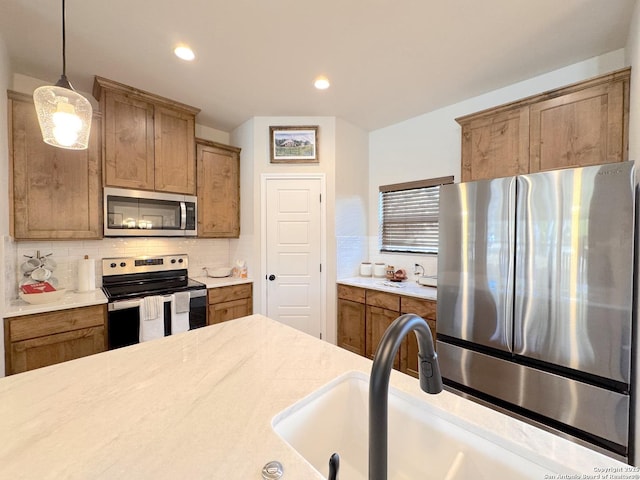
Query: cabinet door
xmin=400 ymin=297 xmax=437 ymax=378
xmin=10 ymin=326 xmax=105 ymax=375
xmin=155 ymin=106 xmax=196 ymax=194
xmin=460 ymin=107 xmax=530 ymax=182
xmin=208 ymin=298 xmax=252 ymax=325
xmin=103 ymin=91 xmax=155 ymax=190
xmin=337 ymin=298 xmax=366 ymax=356
xmin=366 ymin=306 xmax=400 ymax=369
xmin=197 ymin=141 xmax=241 ymax=237
xmin=9 ymin=92 xmax=103 ymax=240
xmin=529 ymin=79 xmax=628 ymax=172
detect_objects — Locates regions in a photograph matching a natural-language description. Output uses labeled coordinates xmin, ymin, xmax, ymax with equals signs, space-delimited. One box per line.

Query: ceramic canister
xmin=373 ymin=263 xmax=387 ymax=278
xmin=360 ymin=262 xmax=372 ymax=276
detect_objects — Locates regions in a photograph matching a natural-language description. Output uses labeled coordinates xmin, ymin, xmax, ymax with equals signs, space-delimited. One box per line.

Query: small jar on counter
xmin=386 ymin=265 xmax=395 ymax=279
xmin=360 ymin=262 xmax=372 ymax=277
xmin=373 ymin=263 xmax=387 ymax=278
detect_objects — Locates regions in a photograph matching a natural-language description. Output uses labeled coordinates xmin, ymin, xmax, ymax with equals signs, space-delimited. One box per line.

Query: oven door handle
xmin=108 ymin=295 xmax=173 ymax=312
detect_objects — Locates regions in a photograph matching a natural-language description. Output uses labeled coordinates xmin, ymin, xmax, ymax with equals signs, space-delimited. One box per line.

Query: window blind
xmin=379 ymin=176 xmax=453 ymax=254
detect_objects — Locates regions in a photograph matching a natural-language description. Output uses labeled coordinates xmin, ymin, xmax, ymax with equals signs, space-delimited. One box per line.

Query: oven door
xmin=107 ymin=296 xmax=171 ymax=349
xmin=107 ymin=291 xmax=207 ymax=350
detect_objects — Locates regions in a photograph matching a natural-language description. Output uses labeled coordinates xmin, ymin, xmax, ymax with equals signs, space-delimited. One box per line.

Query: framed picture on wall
xmin=269 ymin=125 xmax=319 ymax=164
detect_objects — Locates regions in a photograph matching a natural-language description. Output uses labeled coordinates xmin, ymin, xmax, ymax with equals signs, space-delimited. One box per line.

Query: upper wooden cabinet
xmin=196 ymin=139 xmax=241 ymax=238
xmin=8 ymin=91 xmax=103 ymax=240
xmin=456 ymin=68 xmax=630 ymax=182
xmin=93 ymin=76 xmax=200 ymax=194
xmin=459 ymin=106 xmax=530 ymax=181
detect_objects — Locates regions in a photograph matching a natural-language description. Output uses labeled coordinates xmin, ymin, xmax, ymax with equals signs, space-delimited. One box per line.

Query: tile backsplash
xmin=3 ymin=235 xmax=16 ymax=306
xmin=9 ymin=237 xmax=232 ymax=302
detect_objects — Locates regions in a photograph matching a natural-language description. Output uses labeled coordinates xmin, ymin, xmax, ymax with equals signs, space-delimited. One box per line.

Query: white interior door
xmin=264 ymin=176 xmax=323 ymax=338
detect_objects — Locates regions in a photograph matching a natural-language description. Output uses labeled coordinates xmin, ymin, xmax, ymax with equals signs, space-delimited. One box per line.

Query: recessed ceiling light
xmin=314 ymin=76 xmax=330 ymax=90
xmin=174 ymin=45 xmax=195 ymax=61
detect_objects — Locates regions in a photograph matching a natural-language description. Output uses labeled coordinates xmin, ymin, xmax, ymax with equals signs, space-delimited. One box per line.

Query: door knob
xmin=268 ymin=274 xmax=276 ymax=281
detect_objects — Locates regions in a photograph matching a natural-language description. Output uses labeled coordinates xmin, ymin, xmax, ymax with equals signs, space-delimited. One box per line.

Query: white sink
xmin=272 ymin=371 xmax=579 ymax=479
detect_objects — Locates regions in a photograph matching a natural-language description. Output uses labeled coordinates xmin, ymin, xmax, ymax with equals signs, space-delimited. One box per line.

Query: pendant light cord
xmin=55 ymin=0 xmax=72 ymax=89
xmin=61 ymin=0 xmax=66 ymax=77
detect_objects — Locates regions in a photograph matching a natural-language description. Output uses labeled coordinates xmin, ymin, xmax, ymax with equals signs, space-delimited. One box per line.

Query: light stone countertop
xmin=3 ymin=278 xmax=253 ymax=319
xmin=0 ymin=314 xmax=627 ymax=479
xmin=191 ymin=276 xmax=253 ymax=289
xmin=3 ymin=289 xmax=108 ymax=318
xmin=338 ymin=276 xmax=437 ymax=300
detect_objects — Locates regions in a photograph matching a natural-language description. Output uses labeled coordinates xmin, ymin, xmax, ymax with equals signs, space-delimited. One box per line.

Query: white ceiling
xmin=0 ymin=0 xmax=636 ymax=132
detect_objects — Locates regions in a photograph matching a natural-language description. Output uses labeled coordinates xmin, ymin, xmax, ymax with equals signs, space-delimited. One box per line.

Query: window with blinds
xmin=379 ymin=176 xmax=454 ymax=254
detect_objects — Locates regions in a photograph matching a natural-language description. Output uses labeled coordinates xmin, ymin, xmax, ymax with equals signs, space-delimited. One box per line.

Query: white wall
xmin=368 ymin=49 xmax=628 ymax=279
xmin=335 ymin=117 xmax=369 ymax=280
xmin=195 ymin=124 xmax=230 ymax=145
xmin=231 ymin=116 xmax=368 ymax=343
xmin=232 ymin=116 xmax=336 ymax=340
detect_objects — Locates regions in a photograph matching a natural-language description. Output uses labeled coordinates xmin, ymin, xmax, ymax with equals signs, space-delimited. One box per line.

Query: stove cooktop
xmin=102 ymin=277 xmax=206 ymax=301
xmin=101 ymin=254 xmax=206 ymax=301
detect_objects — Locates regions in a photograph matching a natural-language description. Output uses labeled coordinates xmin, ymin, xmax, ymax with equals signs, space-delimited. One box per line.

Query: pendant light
xmin=33 ymin=0 xmax=92 ymax=150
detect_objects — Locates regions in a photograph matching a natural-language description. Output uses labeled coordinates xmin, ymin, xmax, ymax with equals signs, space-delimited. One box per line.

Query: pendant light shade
xmin=33 ymin=0 xmax=92 ymax=150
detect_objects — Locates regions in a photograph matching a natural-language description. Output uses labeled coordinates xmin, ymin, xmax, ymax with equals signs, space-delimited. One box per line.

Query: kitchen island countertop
xmin=338 ymin=276 xmax=437 ymax=300
xmin=0 ymin=314 xmax=627 ymax=478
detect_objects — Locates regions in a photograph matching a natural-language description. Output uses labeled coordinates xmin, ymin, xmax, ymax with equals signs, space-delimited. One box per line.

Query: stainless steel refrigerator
xmin=436 ymin=161 xmax=636 ymax=463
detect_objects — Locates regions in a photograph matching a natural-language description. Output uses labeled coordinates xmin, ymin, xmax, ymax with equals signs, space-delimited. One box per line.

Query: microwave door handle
xmin=180 ymin=202 xmax=187 ymax=229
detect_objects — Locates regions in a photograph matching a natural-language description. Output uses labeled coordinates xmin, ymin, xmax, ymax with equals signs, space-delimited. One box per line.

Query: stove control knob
xmin=171 ymin=259 xmax=176 ymax=264
xmin=178 ymin=258 xmax=184 ymax=263
xmin=110 ymin=262 xmax=117 ymax=268
xmin=120 ymin=262 xmax=126 ymax=268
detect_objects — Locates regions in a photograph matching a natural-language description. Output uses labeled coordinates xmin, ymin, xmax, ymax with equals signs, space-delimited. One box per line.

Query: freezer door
xmin=437 ymin=177 xmax=516 ymax=352
xmin=514 ymin=162 xmax=635 ymax=384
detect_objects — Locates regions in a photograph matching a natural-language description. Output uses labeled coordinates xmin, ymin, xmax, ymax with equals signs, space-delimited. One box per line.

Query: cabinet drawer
xmin=337 ymin=284 xmax=365 ymax=303
xmin=366 ymin=290 xmax=400 ymax=311
xmin=10 ymin=326 xmax=105 ymax=375
xmin=7 ymin=305 xmax=106 ymax=342
xmin=401 ymin=297 xmax=436 ymax=320
xmin=208 ymin=298 xmax=252 ymax=325
xmin=208 ymin=283 xmax=252 ymax=304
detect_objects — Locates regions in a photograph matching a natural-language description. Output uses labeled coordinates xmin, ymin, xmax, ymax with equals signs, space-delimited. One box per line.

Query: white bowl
xmin=206 ymin=267 xmax=233 ymax=278
xmin=19 ymin=289 xmax=66 ymax=305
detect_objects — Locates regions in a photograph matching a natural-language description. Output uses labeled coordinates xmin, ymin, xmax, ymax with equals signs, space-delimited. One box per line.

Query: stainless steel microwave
xmin=104 ymin=187 xmax=197 ymax=237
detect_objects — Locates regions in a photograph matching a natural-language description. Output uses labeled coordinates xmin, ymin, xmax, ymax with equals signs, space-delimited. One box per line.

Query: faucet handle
xmin=328 ymin=452 xmax=340 ymax=480
xmin=418 ymin=352 xmax=443 ymax=394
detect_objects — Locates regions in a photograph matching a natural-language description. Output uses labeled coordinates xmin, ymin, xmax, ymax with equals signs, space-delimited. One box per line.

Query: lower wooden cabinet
xmin=400 ymin=296 xmax=437 ymax=378
xmin=365 ymin=289 xmax=401 ymax=369
xmin=207 ymin=283 xmax=253 ymax=325
xmin=337 ymin=284 xmax=437 ymax=378
xmin=336 ymin=285 xmax=366 ymax=355
xmin=4 ymin=304 xmax=107 ymax=375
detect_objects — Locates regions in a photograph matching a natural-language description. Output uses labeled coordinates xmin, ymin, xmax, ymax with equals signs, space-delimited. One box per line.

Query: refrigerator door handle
xmin=503 ymin=177 xmax=516 ymax=353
